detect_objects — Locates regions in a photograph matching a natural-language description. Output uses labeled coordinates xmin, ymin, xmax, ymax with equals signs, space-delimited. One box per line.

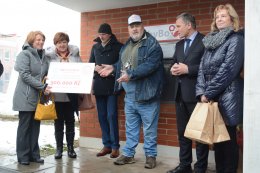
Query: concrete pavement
xmin=0 ymin=147 xmax=216 ymax=173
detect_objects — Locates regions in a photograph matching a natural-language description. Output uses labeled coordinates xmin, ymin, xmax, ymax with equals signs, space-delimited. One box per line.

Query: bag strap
xmin=38 ymin=78 xmax=55 ymax=103
xmin=38 ymin=91 xmax=43 ymax=103
xmin=38 ymin=79 xmax=45 ymax=102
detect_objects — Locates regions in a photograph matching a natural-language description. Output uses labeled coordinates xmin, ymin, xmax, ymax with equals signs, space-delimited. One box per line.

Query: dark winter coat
xmin=89 ymin=34 xmax=123 ymax=95
xmin=196 ymin=31 xmax=244 ymax=126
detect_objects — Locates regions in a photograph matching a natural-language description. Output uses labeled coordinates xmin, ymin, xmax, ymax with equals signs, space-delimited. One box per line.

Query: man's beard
xmin=131 ymin=31 xmax=143 ymax=41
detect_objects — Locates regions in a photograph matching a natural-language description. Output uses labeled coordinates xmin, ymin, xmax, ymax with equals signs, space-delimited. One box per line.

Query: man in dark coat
xmin=167 ymin=13 xmax=209 ymax=173
xmin=89 ymin=23 xmax=123 ymax=158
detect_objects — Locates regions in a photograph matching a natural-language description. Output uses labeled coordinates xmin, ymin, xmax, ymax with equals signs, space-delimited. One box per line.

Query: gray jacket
xmin=13 ymin=43 xmax=49 ymax=111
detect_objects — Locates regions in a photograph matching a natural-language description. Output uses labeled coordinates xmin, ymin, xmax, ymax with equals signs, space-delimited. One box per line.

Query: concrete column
xmin=244 ymin=0 xmax=260 ymax=172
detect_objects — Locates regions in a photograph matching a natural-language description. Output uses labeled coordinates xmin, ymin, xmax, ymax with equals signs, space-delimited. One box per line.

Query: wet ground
xmin=0 ymin=147 xmax=217 ymax=173
xmin=0 ymin=118 xmax=79 ymax=167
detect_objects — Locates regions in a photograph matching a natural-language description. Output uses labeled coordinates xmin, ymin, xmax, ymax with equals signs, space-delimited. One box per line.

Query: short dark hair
xmin=53 ymin=32 xmax=70 ymax=45
xmin=176 ymin=12 xmax=196 ymax=29
xmin=98 ymin=23 xmax=112 ymax=35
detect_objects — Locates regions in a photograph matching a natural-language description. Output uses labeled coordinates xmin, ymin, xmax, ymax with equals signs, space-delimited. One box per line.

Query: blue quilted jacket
xmin=196 ymin=32 xmax=244 ymax=126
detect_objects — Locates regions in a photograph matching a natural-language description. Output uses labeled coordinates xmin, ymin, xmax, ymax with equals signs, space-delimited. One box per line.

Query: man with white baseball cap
xmin=98 ymin=14 xmax=164 ymax=169
xmin=128 ymin=14 xmax=142 ymax=25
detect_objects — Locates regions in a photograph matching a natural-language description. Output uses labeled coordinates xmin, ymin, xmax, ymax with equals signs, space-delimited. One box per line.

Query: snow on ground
xmin=0 ymin=120 xmax=79 ymax=166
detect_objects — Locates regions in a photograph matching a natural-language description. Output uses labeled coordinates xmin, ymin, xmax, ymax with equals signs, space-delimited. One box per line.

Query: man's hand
xmin=94 ymin=65 xmax=104 ymax=73
xmin=170 ymin=63 xmax=188 ymax=76
xmin=99 ymin=64 xmax=114 ymax=77
xmin=117 ymin=70 xmax=130 ymax=83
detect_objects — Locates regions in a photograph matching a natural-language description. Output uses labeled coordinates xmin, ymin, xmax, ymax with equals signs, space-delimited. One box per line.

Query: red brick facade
xmin=79 ymin=0 xmax=244 ymax=147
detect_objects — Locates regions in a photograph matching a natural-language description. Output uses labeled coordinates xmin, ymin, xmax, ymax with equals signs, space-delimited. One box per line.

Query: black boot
xmin=55 ymin=146 xmax=63 ymax=159
xmin=55 ymin=132 xmax=63 ymax=159
xmin=68 ymin=145 xmax=77 ymax=158
xmin=66 ymin=132 xmax=77 ymax=158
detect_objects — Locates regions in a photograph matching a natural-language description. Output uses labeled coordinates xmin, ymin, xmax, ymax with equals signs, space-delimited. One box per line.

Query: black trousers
xmin=214 ymin=125 xmax=239 ymax=173
xmin=16 ymin=111 xmax=41 ymax=162
xmin=54 ymin=102 xmax=75 ymax=146
xmin=175 ymin=92 xmax=209 ymax=172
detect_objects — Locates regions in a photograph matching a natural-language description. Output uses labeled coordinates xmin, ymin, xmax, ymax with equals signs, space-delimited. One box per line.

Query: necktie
xmin=184 ymin=39 xmax=191 ymax=55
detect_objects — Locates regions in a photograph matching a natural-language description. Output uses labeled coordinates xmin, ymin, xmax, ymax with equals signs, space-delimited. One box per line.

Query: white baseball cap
xmin=128 ymin=14 xmax=142 ymax=25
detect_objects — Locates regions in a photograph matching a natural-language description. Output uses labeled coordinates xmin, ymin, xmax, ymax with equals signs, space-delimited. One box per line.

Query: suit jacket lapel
xmin=178 ymin=40 xmax=186 ymax=63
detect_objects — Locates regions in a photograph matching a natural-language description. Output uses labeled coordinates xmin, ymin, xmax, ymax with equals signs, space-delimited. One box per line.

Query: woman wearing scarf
xmin=45 ymin=32 xmax=81 ymax=159
xmin=196 ymin=4 xmax=244 ymax=173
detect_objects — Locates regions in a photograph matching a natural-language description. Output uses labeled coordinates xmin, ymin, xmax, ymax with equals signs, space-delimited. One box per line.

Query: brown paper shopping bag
xmin=184 ymin=102 xmax=214 ymax=145
xmin=212 ymin=102 xmax=230 ymax=143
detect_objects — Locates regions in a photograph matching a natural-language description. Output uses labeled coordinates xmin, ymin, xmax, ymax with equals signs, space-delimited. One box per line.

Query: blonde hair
xmin=25 ymin=31 xmax=45 ymax=46
xmin=211 ymin=4 xmax=240 ymax=32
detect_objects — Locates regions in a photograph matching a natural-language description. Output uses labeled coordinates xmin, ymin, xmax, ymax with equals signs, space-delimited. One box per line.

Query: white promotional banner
xmin=47 ymin=62 xmax=95 ymax=94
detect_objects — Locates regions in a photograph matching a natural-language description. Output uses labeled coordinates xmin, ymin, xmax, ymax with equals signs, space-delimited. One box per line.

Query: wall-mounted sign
xmin=145 ymin=24 xmax=180 ymax=59
xmin=145 ymin=24 xmax=179 ymax=42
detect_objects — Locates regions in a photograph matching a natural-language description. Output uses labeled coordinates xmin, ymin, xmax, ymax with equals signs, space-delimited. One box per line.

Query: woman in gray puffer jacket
xmin=196 ymin=4 xmax=244 ymax=173
xmin=13 ymin=31 xmax=51 ymax=165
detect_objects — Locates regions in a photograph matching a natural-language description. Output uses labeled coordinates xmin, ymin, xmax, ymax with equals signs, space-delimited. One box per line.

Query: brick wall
xmin=80 ymin=0 xmax=244 ymax=147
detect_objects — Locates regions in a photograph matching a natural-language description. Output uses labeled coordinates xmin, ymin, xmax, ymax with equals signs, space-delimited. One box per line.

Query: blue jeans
xmin=122 ymin=97 xmax=160 ymax=157
xmin=95 ymin=95 xmax=120 ymax=149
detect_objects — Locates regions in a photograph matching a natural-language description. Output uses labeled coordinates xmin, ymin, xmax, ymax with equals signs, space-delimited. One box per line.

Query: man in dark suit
xmin=167 ymin=13 xmax=209 ymax=173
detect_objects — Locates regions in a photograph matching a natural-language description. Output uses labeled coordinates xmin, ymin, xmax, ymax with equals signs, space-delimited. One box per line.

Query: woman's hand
xmin=44 ymin=85 xmax=52 ymax=95
xmin=201 ymin=95 xmax=209 ymax=103
xmin=43 ymin=76 xmax=48 ymax=81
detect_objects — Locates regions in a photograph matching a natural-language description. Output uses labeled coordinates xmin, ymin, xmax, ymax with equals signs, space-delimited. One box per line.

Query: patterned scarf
xmin=56 ymin=48 xmax=70 ymax=62
xmin=203 ymin=27 xmax=234 ymax=50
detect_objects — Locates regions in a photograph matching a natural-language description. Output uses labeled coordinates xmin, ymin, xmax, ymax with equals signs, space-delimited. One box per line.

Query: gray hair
xmin=176 ymin=12 xmax=196 ymax=29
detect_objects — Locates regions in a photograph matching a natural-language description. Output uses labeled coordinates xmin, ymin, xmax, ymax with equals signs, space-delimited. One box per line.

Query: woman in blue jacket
xmin=196 ymin=4 xmax=244 ymax=173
